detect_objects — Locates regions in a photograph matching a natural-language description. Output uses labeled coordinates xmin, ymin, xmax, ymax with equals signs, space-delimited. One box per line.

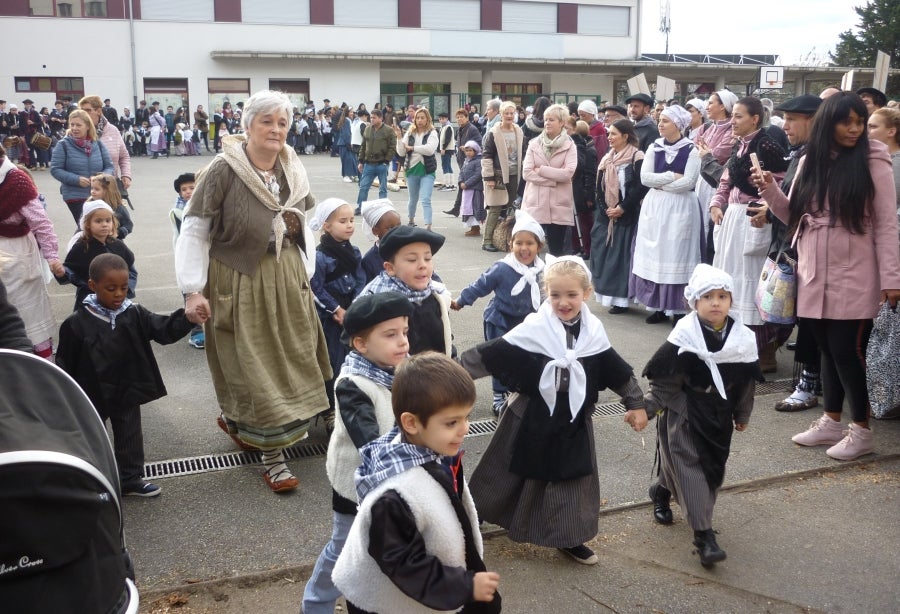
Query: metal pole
xmin=128 ymin=0 xmax=138 ymax=112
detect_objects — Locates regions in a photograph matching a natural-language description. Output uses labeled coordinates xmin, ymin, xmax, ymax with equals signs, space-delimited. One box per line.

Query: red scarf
xmin=71 ymin=137 xmax=93 ymax=156
xmin=0 ymin=167 xmax=38 ymax=238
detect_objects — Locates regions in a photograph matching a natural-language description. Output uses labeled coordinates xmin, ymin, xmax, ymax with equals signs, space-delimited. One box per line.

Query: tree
xmin=830 ymin=0 xmax=900 ymax=96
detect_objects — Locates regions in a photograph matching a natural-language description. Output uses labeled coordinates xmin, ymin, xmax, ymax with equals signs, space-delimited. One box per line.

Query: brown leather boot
xmin=464 ymin=225 xmax=481 ymax=237
xmin=759 ymin=341 xmax=778 ymax=373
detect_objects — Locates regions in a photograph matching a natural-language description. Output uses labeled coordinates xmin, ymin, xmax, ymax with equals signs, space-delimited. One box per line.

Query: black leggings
xmin=804 ymin=318 xmax=873 ymax=423
xmin=541 ymin=223 xmax=569 ymax=257
xmin=66 ymin=199 xmax=86 ymax=227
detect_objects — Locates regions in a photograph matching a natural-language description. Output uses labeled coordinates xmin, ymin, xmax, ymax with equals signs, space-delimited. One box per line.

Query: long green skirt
xmin=205 ymin=247 xmax=332 ymax=449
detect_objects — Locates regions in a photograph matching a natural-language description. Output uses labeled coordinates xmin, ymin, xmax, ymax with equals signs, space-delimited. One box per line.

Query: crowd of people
xmin=1 ymin=82 xmax=899 ymax=613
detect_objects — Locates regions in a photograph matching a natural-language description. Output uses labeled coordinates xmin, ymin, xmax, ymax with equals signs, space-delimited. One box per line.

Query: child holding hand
xmin=310 ymin=197 xmax=367 ymax=433
xmin=453 ymin=210 xmax=546 ymax=414
xmin=88 ymin=173 xmax=132 ymax=239
xmin=460 ymin=257 xmax=647 ymax=566
xmin=302 ymin=292 xmax=412 ymax=614
xmin=642 ymin=263 xmax=762 ymax=567
xmin=333 ymin=352 xmax=501 ymax=614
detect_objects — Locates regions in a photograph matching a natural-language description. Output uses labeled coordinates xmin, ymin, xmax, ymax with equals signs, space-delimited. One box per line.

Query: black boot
xmin=693 ymin=529 xmax=727 ymax=567
xmin=648 ymin=483 xmax=673 ymax=525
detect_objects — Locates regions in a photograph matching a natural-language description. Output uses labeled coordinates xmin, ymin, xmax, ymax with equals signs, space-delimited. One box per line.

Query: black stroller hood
xmin=0 ymin=349 xmax=137 ymax=613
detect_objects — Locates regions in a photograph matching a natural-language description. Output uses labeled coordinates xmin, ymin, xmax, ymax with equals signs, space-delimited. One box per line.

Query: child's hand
xmin=48 ymin=259 xmax=65 ymax=278
xmin=333 ymin=307 xmax=346 ymax=325
xmin=734 ymin=422 xmax=748 ymax=432
xmin=460 ymin=182 xmax=467 ymax=190
xmin=450 ymin=300 xmax=462 ymax=311
xmin=472 ymin=571 xmax=500 ymax=602
xmin=624 ymin=408 xmax=648 ymax=432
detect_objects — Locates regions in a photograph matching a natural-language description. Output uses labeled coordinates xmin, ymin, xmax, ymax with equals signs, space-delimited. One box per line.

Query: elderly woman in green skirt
xmin=176 ymin=90 xmax=331 ymax=493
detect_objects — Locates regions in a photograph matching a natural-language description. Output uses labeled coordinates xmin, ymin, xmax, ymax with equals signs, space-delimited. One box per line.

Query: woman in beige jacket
xmin=481 ymin=101 xmax=524 ymax=251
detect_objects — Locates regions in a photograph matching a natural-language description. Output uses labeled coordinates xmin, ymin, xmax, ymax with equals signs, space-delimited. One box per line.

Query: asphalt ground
xmin=28 ymin=150 xmax=900 ymax=614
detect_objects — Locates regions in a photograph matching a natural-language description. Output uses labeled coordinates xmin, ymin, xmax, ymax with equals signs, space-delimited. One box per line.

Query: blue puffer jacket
xmin=50 ymin=136 xmax=113 ymax=201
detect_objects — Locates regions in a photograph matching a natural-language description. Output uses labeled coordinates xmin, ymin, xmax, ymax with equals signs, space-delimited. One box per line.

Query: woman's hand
xmin=484 ymin=180 xmax=494 ymax=190
xmin=747 ymin=202 xmax=769 ymax=228
xmin=78 ymin=176 xmax=90 ymax=188
xmin=881 ymin=289 xmax=900 ymax=309
xmin=48 ymin=259 xmax=65 ymax=278
xmin=696 ymin=140 xmax=711 ymax=158
xmin=734 ymin=422 xmax=748 ymax=432
xmin=624 ymin=408 xmax=648 ymax=432
xmin=710 ymin=207 xmax=724 ymax=225
xmin=185 ymin=294 xmax=210 ymax=324
xmin=450 ymin=300 xmax=462 ymax=311
xmin=122 ymin=177 xmax=132 ymax=190
xmin=607 ymin=206 xmax=623 ymax=220
xmin=751 ymin=168 xmax=774 ymax=191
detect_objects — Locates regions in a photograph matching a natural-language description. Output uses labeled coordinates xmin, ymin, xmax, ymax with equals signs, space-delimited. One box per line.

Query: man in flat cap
xmin=625 ymin=93 xmax=659 ymax=150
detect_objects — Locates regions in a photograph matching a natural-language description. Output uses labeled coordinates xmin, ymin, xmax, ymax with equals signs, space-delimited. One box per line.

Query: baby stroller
xmin=0 ymin=349 xmax=139 ymax=614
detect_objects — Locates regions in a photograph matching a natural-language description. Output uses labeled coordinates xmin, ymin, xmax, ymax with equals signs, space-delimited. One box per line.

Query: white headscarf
xmin=308 ymin=197 xmax=349 ymax=232
xmin=80 ymin=200 xmax=114 ymax=231
xmin=361 ymin=198 xmax=398 ymax=241
xmin=716 ymin=89 xmax=739 ymax=115
xmin=683 ymin=263 xmax=733 ymax=310
xmin=503 ymin=210 xmax=548 ymax=310
xmin=510 ymin=209 xmax=545 ymax=244
xmin=685 ymin=98 xmax=707 ymax=120
xmin=660 ymin=105 xmax=692 ymax=132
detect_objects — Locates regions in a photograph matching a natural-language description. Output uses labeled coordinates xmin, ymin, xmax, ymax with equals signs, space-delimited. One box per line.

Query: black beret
xmin=344 ymin=292 xmax=413 ymax=337
xmin=856 ymin=87 xmax=887 ymax=108
xmin=378 ymin=225 xmax=445 ymax=261
xmin=22 ymin=99 xmax=34 ymax=105
xmin=775 ymin=95 xmax=822 ymax=115
xmin=600 ymin=104 xmax=628 ymax=117
xmin=624 ymin=93 xmax=653 ymax=106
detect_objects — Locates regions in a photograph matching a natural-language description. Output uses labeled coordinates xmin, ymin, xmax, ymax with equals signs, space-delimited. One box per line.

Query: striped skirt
xmin=468 ymin=393 xmax=600 ymax=548
xmin=205 ymin=247 xmax=332 ymax=449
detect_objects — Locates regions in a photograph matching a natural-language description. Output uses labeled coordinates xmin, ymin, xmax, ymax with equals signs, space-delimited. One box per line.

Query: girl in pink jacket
xmin=754 ymin=92 xmax=900 ymax=461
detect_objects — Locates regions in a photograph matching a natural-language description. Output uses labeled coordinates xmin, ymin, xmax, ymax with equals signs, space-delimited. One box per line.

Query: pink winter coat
xmin=99 ymin=119 xmax=131 ymax=182
xmin=521 ymin=135 xmax=578 ymax=226
xmin=760 ymin=139 xmax=900 ymax=320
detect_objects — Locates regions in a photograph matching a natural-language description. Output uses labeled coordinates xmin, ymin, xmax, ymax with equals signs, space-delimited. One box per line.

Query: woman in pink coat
xmin=521 ymin=103 xmax=578 ymax=256
xmin=755 ymin=92 xmax=900 ymax=461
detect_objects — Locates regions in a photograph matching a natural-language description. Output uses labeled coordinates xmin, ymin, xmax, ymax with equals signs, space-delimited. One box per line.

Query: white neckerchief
xmin=503 ymin=301 xmax=611 ymax=421
xmin=502 ymin=253 xmax=545 ymax=311
xmin=667 ymin=311 xmax=758 ymax=399
xmin=651 ymin=136 xmax=693 ymax=163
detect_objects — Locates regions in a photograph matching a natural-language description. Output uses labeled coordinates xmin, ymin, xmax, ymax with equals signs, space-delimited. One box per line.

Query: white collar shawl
xmin=0 ymin=156 xmax=16 ymax=183
xmin=667 ymin=312 xmax=758 ymax=399
xmin=502 ymin=301 xmax=611 ymax=421
xmin=219 ymin=133 xmax=312 ymax=261
xmin=502 ymin=253 xmax=545 ymax=311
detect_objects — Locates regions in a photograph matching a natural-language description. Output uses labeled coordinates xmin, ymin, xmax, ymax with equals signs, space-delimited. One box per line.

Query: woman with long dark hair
xmin=709 ymin=96 xmax=788 ymax=370
xmin=755 ymin=91 xmax=900 ymax=460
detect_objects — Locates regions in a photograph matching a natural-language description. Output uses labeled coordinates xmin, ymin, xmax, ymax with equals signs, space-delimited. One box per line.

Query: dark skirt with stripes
xmin=468 ymin=392 xmax=600 ymax=548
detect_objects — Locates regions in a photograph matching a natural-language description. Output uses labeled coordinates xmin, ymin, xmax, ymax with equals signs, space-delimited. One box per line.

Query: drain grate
xmin=145 ymin=379 xmax=791 ymax=480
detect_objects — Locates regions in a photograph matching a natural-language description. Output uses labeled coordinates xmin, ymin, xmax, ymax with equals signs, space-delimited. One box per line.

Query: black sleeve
xmin=336 ymin=379 xmax=385 ymax=449
xmin=136 ymin=305 xmax=194 ymax=345
xmin=0 ymin=279 xmax=34 ymax=353
xmin=620 ymin=159 xmax=650 ymax=214
xmin=592 ymin=346 xmax=636 ymax=391
xmin=116 ymin=206 xmax=134 ymax=239
xmin=54 ymin=317 xmax=80 ymax=375
xmin=368 ymin=491 xmax=474 ymax=611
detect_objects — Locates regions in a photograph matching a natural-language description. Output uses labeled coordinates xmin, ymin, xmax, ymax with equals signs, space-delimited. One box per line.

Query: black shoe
xmin=354 ymin=208 xmax=361 ymax=215
xmin=482 ymin=244 xmax=498 ymax=252
xmin=443 ymin=208 xmax=460 ymax=217
xmin=671 ymin=313 xmax=685 ymax=328
xmin=558 ymin=544 xmax=598 ymax=565
xmin=608 ymin=306 xmax=628 ymax=315
xmin=645 ymin=310 xmax=669 ymax=324
xmin=649 ymin=483 xmax=673 ymax=525
xmin=693 ymin=529 xmax=727 ymax=567
xmin=786 ymin=341 xmax=797 ymax=351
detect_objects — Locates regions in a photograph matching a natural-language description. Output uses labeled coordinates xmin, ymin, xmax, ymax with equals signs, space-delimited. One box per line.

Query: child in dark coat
xmin=458 ymin=140 xmax=485 ymax=236
xmin=56 ymin=254 xmax=200 ymax=496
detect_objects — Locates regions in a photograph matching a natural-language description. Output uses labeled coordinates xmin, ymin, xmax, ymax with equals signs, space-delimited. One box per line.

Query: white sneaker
xmin=791 ymin=414 xmax=845 ymax=446
xmin=342 ymin=176 xmax=352 ymax=183
xmin=826 ymin=423 xmax=874 ymax=460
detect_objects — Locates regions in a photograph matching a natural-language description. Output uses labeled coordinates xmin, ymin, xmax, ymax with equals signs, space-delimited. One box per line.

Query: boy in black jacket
xmin=56 ymin=254 xmax=200 ymax=497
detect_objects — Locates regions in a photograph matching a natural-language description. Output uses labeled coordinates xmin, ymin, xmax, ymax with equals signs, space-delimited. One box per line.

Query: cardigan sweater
xmin=481 ymin=123 xmax=523 ymax=207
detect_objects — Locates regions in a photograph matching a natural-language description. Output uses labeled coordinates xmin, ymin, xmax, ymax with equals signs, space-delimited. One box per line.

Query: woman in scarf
xmin=521 ymin=104 xmax=578 ymax=256
xmin=0 ymin=143 xmax=65 ymax=358
xmin=175 ymin=90 xmax=331 ymax=494
xmin=709 ymin=96 xmax=789 ymax=371
xmin=50 ymin=109 xmax=113 ymax=225
xmin=631 ymin=105 xmax=703 ymax=325
xmin=79 ymin=95 xmax=132 ymax=195
xmin=481 ymin=101 xmax=524 ymax=251
xmin=590 ymin=119 xmax=649 ymax=314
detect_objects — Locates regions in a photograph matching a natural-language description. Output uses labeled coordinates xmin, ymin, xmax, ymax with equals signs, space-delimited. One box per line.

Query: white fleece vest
xmin=325 ymin=374 xmax=395 ymax=502
xmin=332 ymin=465 xmax=483 ymax=614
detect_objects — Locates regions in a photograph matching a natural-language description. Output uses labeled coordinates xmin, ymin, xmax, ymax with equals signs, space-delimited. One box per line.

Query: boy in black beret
xmin=358 ymin=225 xmax=453 ymax=356
xmin=302 ymin=292 xmax=412 ymax=614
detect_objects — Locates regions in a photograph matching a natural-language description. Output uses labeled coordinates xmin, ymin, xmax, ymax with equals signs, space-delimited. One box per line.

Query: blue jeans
xmin=406 ymin=173 xmax=435 ymax=225
xmin=357 ymin=162 xmax=389 ymax=206
xmin=302 ymin=510 xmax=354 ymax=614
xmin=441 ymin=151 xmax=454 ymax=174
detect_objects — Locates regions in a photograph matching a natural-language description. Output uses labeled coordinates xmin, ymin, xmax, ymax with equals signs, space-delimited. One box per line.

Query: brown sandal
xmin=263 ymin=467 xmax=299 ymax=493
xmin=216 ymin=415 xmax=258 ymax=451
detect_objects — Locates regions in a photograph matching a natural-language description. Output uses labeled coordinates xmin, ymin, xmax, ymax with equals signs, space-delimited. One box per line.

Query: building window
xmin=14 ymin=75 xmax=85 ymax=99
xmin=29 ymin=0 xmax=54 ymax=15
xmin=578 ymin=5 xmax=630 ymax=37
xmin=501 ymin=1 xmax=556 ymax=34
xmin=144 ymin=78 xmax=190 ymax=114
xmin=142 ymin=0 xmax=214 ymax=22
xmin=85 ymin=1 xmax=106 ymax=17
xmin=57 ymin=2 xmax=73 ymax=16
xmin=269 ymin=79 xmax=310 ymax=111
xmin=208 ymin=78 xmax=250 ymax=116
xmin=242 ymin=0 xmax=309 ymax=24
xmin=334 ymin=0 xmax=397 ymax=27
xmin=421 ymin=0 xmax=479 ymax=30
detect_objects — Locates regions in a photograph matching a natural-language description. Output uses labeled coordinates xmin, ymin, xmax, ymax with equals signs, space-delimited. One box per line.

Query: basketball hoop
xmin=767 ymin=80 xmax=777 ymax=89
xmin=759 ymin=66 xmax=784 ymax=90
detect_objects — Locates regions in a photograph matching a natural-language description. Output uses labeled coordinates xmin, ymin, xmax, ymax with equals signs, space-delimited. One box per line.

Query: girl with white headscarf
xmin=642 ymin=263 xmax=763 ymax=567
xmin=631 ymin=105 xmax=703 ymax=324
